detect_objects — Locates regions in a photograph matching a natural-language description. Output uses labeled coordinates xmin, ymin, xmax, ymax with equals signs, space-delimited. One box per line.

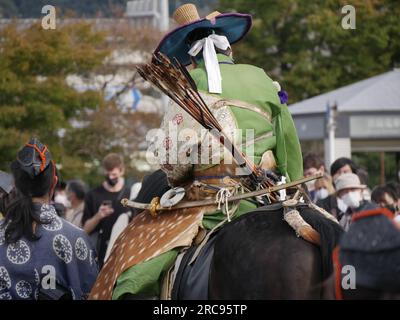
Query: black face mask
xmin=106 ymin=176 xmax=119 ymax=187
xmin=385 ymin=204 xmax=398 ymax=214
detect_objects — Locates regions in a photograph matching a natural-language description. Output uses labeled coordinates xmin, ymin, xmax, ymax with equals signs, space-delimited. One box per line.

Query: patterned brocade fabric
xmin=152 ymin=93 xmax=239 ymax=182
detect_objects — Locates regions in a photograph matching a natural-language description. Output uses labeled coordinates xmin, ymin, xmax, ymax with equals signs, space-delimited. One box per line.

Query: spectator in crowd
xmin=314 ymin=173 xmax=335 ymax=202
xmin=54 ymin=181 xmax=69 ymax=208
xmin=330 ymin=157 xmax=358 ymax=181
xmin=371 ymin=185 xmax=399 ymax=215
xmin=335 ymin=173 xmax=375 ymax=231
xmin=317 ymin=157 xmax=358 ymax=218
xmin=65 ymin=180 xmax=87 ymax=228
xmin=303 ymin=153 xmax=325 ymax=201
xmin=386 ymin=181 xmax=400 ymax=209
xmin=357 ymin=167 xmax=371 ymax=201
xmin=82 ymin=153 xmax=131 ymax=268
xmin=103 ymin=181 xmax=143 ymax=263
xmin=0 ymin=138 xmax=98 ymax=300
xmin=50 ymin=181 xmax=68 ymax=218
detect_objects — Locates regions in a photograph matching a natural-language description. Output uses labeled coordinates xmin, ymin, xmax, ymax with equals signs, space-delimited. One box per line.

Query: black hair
xmin=186 ymin=27 xmax=232 ymax=63
xmin=386 ymin=181 xmax=400 ymax=200
xmin=186 ymin=28 xmax=218 ymax=47
xmin=66 ymin=180 xmax=87 ymax=201
xmin=330 ymin=157 xmax=358 ymax=177
xmin=371 ymin=185 xmax=398 ymax=204
xmin=58 ymin=181 xmax=67 ymax=190
xmin=3 ymin=160 xmax=55 ymax=243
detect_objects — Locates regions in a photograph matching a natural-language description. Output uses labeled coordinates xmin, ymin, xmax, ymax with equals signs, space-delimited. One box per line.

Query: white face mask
xmin=337 ymin=197 xmax=348 ymax=213
xmin=315 ymin=188 xmax=329 ymax=200
xmin=341 ymin=191 xmax=362 ymax=209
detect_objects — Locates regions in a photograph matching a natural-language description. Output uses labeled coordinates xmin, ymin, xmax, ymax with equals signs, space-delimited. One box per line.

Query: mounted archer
xmin=89 ymin=3 xmax=339 ymax=300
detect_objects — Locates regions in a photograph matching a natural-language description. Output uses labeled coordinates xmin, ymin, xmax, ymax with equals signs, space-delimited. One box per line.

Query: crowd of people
xmin=54 ymin=154 xmax=142 ymax=269
xmin=0 ymin=140 xmax=141 ymax=299
xmin=1 ymin=140 xmax=398 ymax=300
xmin=303 ymin=153 xmax=400 ymax=231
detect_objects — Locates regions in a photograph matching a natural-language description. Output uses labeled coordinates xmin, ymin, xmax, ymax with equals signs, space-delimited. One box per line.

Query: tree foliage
xmin=218 ymin=0 xmax=400 ymax=102
xmin=0 ymin=22 xmax=107 ymax=173
xmin=0 ymin=21 xmax=162 ymax=186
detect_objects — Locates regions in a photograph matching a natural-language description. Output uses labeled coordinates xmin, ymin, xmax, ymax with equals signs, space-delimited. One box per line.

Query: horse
xmin=208 ymin=204 xmax=343 ymax=299
xmin=130 ymin=170 xmax=344 ymax=300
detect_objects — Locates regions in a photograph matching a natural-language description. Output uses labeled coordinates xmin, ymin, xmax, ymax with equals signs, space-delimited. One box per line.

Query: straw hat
xmin=335 ymin=173 xmax=366 ymax=193
xmin=155 ymin=3 xmax=252 ymax=66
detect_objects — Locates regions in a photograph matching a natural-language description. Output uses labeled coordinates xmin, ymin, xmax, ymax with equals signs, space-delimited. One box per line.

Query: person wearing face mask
xmin=386 ymin=181 xmax=400 ymax=204
xmin=371 ymin=185 xmax=399 ymax=216
xmin=0 ymin=139 xmax=98 ymax=300
xmin=314 ymin=174 xmax=335 ymax=202
xmin=82 ymin=153 xmax=132 ymax=268
xmin=316 ymin=157 xmax=358 ymax=219
xmin=335 ymin=173 xmax=376 ymax=231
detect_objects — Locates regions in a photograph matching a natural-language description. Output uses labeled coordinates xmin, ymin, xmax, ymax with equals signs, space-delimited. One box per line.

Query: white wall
xmin=324 ymin=138 xmax=351 ymax=169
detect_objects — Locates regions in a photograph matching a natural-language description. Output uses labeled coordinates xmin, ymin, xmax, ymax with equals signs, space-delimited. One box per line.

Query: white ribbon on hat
xmin=188 ymin=34 xmax=231 ymax=94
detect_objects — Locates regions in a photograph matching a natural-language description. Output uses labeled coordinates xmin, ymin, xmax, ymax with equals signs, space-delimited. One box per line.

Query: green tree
xmin=0 ymin=22 xmax=108 ymax=175
xmin=59 ymin=23 xmax=163 ymax=186
xmin=218 ymin=0 xmax=400 ymax=102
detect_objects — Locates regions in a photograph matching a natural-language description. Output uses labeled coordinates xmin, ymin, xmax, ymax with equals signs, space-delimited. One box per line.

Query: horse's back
xmin=209 ymin=204 xmax=343 ymax=299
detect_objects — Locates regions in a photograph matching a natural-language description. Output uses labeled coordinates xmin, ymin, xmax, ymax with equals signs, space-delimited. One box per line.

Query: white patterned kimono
xmin=0 ymin=203 xmax=98 ymax=300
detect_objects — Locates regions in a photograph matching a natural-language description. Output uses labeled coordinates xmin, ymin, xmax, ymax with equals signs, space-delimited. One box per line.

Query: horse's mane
xmin=216 ymin=204 xmax=343 ymax=280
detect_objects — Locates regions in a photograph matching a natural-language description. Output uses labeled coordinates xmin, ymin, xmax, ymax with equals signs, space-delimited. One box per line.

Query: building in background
xmin=290 ymin=69 xmax=400 ymax=184
xmin=126 ymin=0 xmax=169 ymax=32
